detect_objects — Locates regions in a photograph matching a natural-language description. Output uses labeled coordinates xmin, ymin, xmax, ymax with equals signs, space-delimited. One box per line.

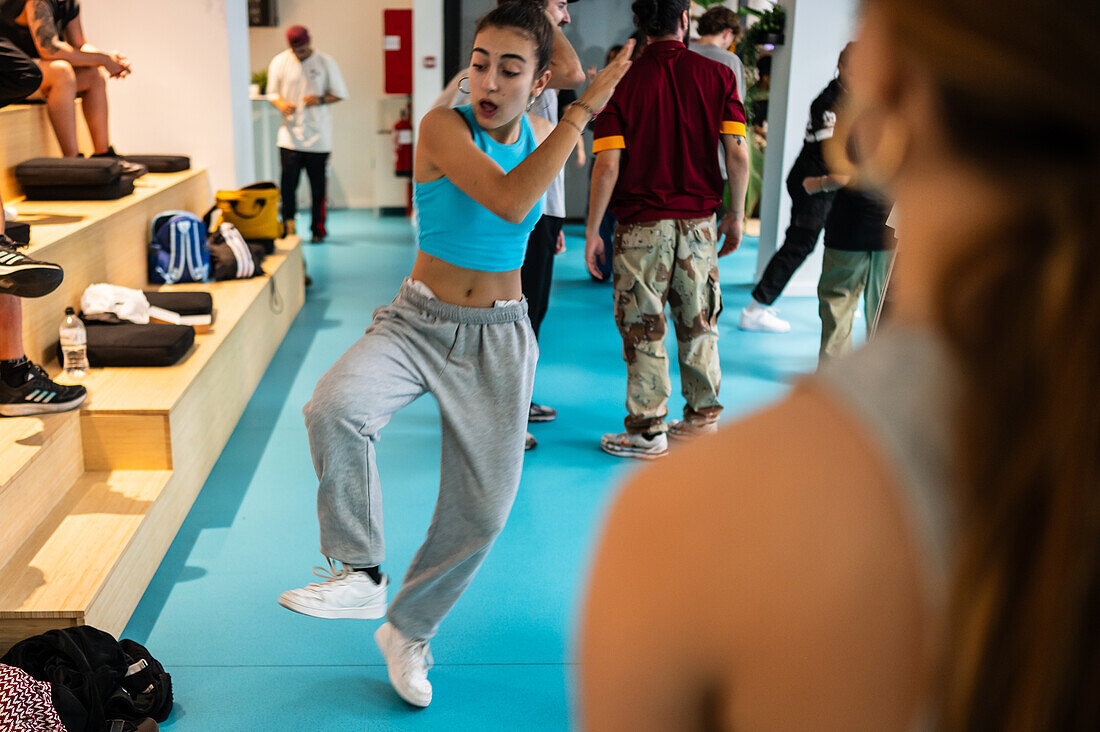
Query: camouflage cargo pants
xmin=613 ymin=217 xmax=723 ymax=434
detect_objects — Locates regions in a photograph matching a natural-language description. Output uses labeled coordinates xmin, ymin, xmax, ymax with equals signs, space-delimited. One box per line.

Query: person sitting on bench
xmin=0 ymin=0 xmax=143 ymax=175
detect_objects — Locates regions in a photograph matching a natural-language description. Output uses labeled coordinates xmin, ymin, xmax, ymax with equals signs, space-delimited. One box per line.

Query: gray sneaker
xmin=667 ymin=419 xmax=718 ymax=441
xmin=600 ymin=431 xmax=668 ymax=460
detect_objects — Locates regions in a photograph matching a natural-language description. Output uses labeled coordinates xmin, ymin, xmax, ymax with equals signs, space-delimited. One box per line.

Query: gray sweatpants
xmin=303 ymin=279 xmax=538 ymax=640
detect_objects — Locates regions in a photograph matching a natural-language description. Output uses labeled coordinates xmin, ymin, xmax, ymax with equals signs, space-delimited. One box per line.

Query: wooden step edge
xmin=0 ymin=470 xmax=173 ymax=617
xmin=0 ymin=409 xmax=81 ymax=490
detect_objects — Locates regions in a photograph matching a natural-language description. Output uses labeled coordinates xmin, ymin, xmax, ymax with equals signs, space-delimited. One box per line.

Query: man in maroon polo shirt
xmin=584 ymin=0 xmax=748 ymax=460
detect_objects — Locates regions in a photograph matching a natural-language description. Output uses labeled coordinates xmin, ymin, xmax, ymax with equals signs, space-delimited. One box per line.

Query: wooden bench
xmin=0 ymin=102 xmax=305 ymax=653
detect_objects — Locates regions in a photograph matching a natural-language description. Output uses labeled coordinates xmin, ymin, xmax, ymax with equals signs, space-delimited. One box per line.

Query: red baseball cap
xmin=286 ymin=25 xmax=311 ymax=48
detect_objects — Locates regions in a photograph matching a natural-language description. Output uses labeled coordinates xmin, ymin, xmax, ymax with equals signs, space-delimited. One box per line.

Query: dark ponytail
xmin=477 ymin=2 xmax=555 ymax=75
xmin=631 ymin=0 xmax=689 ymax=40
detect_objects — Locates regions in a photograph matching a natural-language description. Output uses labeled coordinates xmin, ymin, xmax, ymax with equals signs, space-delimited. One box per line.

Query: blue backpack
xmin=148 ymin=211 xmax=210 ymax=284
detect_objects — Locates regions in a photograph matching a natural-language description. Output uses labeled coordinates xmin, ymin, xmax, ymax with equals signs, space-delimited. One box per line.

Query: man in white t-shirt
xmin=267 ymin=25 xmax=348 ymax=243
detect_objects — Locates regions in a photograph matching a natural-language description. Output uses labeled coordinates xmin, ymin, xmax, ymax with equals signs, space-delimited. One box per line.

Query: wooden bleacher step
xmin=0 ymin=469 xmax=173 ymax=644
xmin=0 ymin=98 xmax=307 ymax=654
xmin=0 ymin=411 xmax=84 ymax=564
xmin=0 ymin=238 xmax=304 ymax=653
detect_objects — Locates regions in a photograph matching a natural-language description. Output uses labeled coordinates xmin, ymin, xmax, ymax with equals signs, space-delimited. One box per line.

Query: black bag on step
xmin=16 ymin=158 xmax=136 ymax=201
xmin=207 ymin=222 xmax=265 ymax=280
xmin=143 ymin=290 xmax=213 ymax=317
xmin=119 ymin=155 xmax=190 ymax=173
xmin=5 ymin=220 xmax=31 ymax=244
xmin=57 ymin=320 xmax=195 ymax=367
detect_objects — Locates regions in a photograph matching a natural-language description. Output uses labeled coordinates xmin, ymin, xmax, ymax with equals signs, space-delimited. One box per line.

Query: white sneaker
xmin=600 ymin=431 xmax=669 ymax=460
xmin=375 ymin=622 xmax=433 ymax=707
xmin=278 ymin=560 xmax=387 ymax=619
xmin=739 ymin=304 xmax=791 ymax=333
xmin=667 ymin=419 xmax=718 ymax=441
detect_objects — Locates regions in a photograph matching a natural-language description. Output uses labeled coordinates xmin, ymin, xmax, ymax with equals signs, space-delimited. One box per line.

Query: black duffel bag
xmin=16 ymin=158 xmax=135 ymax=201
xmin=119 ymin=155 xmax=190 ymax=173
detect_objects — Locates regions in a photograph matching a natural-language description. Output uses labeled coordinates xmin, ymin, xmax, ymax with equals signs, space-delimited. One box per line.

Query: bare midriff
xmin=409 ymin=251 xmax=522 ymax=308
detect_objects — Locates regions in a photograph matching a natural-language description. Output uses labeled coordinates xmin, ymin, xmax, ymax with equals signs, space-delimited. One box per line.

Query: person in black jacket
xmin=739 ymin=44 xmax=853 ymax=333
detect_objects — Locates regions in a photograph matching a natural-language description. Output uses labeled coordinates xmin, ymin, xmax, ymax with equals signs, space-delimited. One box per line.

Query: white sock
xmin=745 ymin=299 xmax=766 ymax=312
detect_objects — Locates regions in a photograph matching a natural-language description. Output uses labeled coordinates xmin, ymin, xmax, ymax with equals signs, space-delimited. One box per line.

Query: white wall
xmin=756 ymin=0 xmax=858 ymax=296
xmin=80 ymin=0 xmax=253 ymax=191
xmin=250 ymin=0 xmax=413 ymax=210
xmin=412 ymin=0 xmax=444 ymax=136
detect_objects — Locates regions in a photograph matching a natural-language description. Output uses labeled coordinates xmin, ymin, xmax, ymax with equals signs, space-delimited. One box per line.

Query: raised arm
xmin=418 ymin=42 xmax=633 ymax=224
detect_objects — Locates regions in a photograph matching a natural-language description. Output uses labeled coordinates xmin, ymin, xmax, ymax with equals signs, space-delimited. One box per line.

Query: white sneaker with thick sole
xmin=278 ymin=560 xmax=387 ymax=619
xmin=739 ymin=304 xmax=791 ymax=333
xmin=667 ymin=419 xmax=719 ymax=441
xmin=375 ymin=622 xmax=433 ymax=707
xmin=600 ymin=431 xmax=669 ymax=460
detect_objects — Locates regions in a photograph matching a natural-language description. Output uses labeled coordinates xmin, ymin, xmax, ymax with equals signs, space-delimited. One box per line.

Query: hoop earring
xmin=458 ymin=76 xmax=470 ymax=95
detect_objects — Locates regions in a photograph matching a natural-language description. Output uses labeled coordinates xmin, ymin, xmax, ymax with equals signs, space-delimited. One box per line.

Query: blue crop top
xmin=415 ymin=105 xmax=544 ymax=272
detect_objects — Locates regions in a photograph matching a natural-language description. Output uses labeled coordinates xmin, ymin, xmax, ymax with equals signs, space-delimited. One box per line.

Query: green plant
xmin=737 ymin=2 xmax=785 ymax=73
xmin=251 ymin=70 xmax=268 ymax=95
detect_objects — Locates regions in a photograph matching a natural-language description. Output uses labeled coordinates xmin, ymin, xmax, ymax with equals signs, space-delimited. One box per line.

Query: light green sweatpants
xmin=818 ymin=247 xmax=895 ymax=361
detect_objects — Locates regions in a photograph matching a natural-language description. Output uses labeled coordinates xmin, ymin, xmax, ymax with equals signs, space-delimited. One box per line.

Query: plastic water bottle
xmin=59 ymin=307 xmax=88 ymax=378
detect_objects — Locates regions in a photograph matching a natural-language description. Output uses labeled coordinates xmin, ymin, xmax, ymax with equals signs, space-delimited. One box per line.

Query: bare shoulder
xmin=419 ymin=105 xmax=466 ymax=136
xmin=527 ymin=113 xmax=554 ymax=144
xmin=600 ymin=384 xmax=932 ymax=725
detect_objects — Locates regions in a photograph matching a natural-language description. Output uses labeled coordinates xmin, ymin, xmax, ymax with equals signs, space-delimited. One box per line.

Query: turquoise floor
xmin=124 ymin=212 xmax=824 ymax=730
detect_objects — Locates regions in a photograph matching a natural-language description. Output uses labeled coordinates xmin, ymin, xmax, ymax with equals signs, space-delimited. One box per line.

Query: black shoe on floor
xmin=0 ymin=359 xmax=86 ymax=417
xmin=0 ymin=235 xmax=64 ymax=298
xmin=91 ymin=146 xmax=147 ymax=177
xmin=528 ymin=402 xmax=557 ymax=423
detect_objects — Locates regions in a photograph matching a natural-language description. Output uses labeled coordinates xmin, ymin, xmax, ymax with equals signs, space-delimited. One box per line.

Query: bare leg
xmin=35 ymin=60 xmax=81 ymax=157
xmin=75 ymin=66 xmax=110 ymax=154
xmin=0 ymin=295 xmax=23 ymax=360
xmin=0 ymin=206 xmax=24 ymax=360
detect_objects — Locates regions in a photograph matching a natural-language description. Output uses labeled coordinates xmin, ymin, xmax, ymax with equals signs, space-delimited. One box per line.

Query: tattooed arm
xmin=718 ymin=133 xmax=749 ymax=256
xmin=27 ymin=0 xmax=129 ymax=76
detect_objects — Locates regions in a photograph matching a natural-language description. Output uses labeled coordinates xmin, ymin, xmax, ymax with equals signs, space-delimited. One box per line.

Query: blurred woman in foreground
xmin=580 ymin=0 xmax=1099 ymax=728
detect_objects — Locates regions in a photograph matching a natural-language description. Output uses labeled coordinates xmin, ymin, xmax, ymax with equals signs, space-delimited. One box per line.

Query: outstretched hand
xmin=577 ymin=40 xmax=635 ymax=114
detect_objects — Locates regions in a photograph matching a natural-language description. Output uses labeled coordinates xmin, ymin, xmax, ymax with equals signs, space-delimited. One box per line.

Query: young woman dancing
xmin=279 ymin=3 xmax=632 ymax=708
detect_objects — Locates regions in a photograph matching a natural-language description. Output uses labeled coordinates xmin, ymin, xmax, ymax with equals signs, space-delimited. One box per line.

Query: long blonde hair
xmin=875 ymin=0 xmax=1100 ymax=728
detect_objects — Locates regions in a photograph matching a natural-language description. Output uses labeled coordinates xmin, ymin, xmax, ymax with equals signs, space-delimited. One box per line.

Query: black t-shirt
xmin=0 ymin=0 xmax=80 ymax=59
xmin=824 ymin=187 xmax=894 ymax=252
xmin=789 ymin=78 xmax=844 ymax=179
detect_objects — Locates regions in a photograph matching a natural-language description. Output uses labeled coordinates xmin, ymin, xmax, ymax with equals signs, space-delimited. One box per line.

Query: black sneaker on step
xmin=0 ymin=234 xmax=64 ymax=298
xmin=91 ymin=147 xmax=147 ymax=177
xmin=0 ymin=359 xmax=86 ymax=417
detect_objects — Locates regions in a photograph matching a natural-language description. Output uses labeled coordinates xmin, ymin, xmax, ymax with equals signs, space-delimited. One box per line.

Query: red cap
xmin=286 ymin=25 xmax=311 ymax=48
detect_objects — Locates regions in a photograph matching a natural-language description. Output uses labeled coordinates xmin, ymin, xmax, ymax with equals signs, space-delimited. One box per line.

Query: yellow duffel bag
xmin=213 ymin=181 xmax=281 ymax=251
